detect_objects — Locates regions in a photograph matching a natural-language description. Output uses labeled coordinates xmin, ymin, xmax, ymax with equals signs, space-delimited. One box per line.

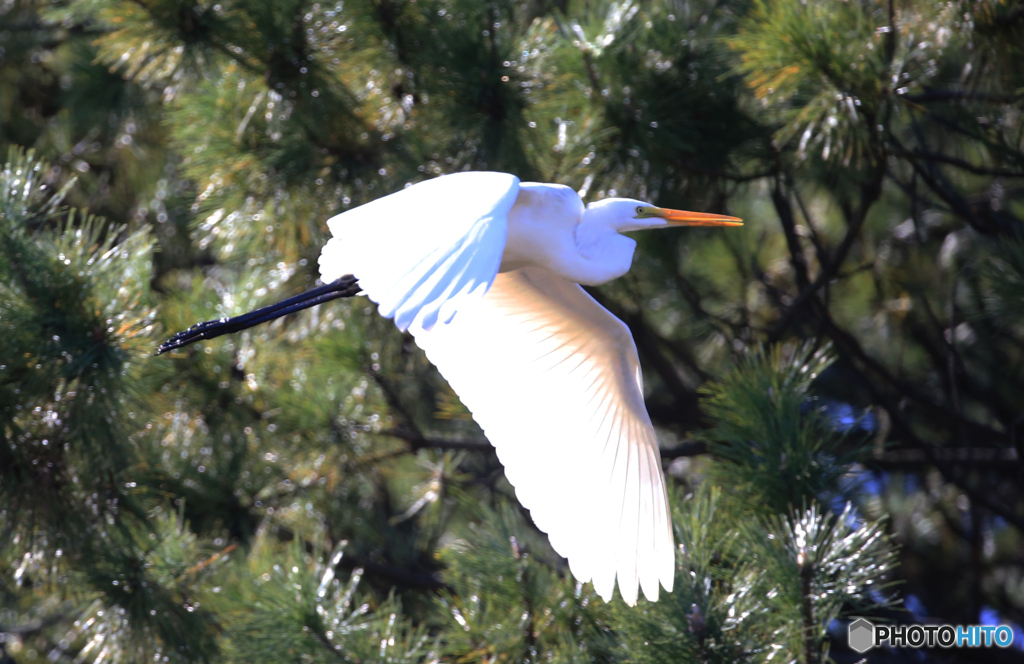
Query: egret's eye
xmin=635 ymin=206 xmax=645 ymax=216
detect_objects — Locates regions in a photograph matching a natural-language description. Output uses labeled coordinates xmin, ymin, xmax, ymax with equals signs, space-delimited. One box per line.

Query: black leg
xmin=156 ymin=275 xmax=361 ymax=355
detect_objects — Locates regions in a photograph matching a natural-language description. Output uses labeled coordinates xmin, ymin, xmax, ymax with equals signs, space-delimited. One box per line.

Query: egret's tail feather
xmin=156 ymin=275 xmax=361 ymax=355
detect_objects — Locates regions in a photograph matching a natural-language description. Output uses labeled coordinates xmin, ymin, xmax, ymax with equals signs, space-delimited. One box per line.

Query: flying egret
xmin=158 ymin=172 xmax=742 ymax=605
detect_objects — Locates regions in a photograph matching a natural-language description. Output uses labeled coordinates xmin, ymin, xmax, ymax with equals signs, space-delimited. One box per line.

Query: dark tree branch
xmin=660 ymin=440 xmax=707 ymax=458
xmin=677 ymin=164 xmax=776 ymax=183
xmin=812 ymin=298 xmax=1024 ymax=526
xmin=311 ymin=624 xmax=348 ymax=661
xmin=659 ymin=439 xmax=1019 ymax=467
xmin=903 ymin=149 xmax=1022 ymax=236
xmin=336 ymin=555 xmax=450 ymax=591
xmin=885 ymin=171 xmax=953 ymax=220
xmin=819 ymin=310 xmax=1008 ymax=448
xmin=751 ymin=256 xmax=790 ymax=313
xmin=759 ymin=193 xmax=1018 ymax=462
xmin=768 ymin=174 xmax=884 ymax=342
xmin=869 ymin=447 xmax=1018 ymax=466
xmin=788 ymin=179 xmax=829 ymax=263
xmin=368 ymin=369 xmax=426 ymax=442
xmin=847 ymin=363 xmax=1024 ymax=532
xmin=381 ymin=428 xmax=493 ymax=453
xmin=904 ymin=90 xmax=1022 ymax=104
xmin=891 ymin=148 xmax=1024 ymax=178
xmin=908 ymin=293 xmax=1019 ymax=429
xmin=771 ymin=178 xmax=812 ymax=290
xmin=800 ymin=561 xmax=820 ymax=664
xmin=620 ymin=275 xmax=709 ymax=382
xmin=670 ymin=268 xmax=752 ymax=339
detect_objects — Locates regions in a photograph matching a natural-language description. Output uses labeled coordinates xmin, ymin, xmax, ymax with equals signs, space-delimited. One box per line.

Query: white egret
xmin=159 ymin=171 xmax=742 ymax=605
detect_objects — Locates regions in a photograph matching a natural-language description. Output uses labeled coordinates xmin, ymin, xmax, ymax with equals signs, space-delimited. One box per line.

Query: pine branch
xmin=799 ymin=561 xmax=818 ymax=664
xmin=904 ymin=90 xmax=1022 ymax=104
xmin=381 ymin=428 xmax=493 ymax=453
xmin=870 ymin=446 xmax=1017 ymax=467
xmin=369 ymin=368 xmax=426 ymax=442
xmin=771 ymin=178 xmax=811 ymax=291
xmin=660 ymin=440 xmax=708 ymax=458
xmin=891 ymin=148 xmax=1024 ymax=178
xmin=787 ymin=177 xmax=829 ymax=261
xmin=337 ymin=556 xmax=450 ymax=592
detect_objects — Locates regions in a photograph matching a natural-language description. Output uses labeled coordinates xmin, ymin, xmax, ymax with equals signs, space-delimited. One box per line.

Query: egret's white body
xmin=318 ymin=172 xmax=740 ymax=605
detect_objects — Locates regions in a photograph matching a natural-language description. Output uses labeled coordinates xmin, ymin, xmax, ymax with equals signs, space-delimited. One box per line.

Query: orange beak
xmin=654 ymin=207 xmax=743 ymax=227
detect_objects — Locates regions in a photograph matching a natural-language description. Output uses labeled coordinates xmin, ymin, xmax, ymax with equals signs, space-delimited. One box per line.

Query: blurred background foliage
xmin=1 ymin=0 xmax=1022 ymax=662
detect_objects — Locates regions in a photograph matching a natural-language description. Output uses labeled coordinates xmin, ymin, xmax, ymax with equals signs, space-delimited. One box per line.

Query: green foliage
xmin=741 ymin=504 xmax=896 ymax=663
xmin=68 ymin=508 xmax=220 ymax=664
xmin=436 ymin=501 xmax=615 ymax=664
xmin=1 ymin=503 xmax=220 ymax=663
xmin=614 ymin=486 xmax=897 ymax=664
xmin=731 ymin=0 xmax=889 ymax=165
xmin=0 ymin=149 xmax=218 ymax=662
xmin=563 ymin=0 xmax=762 ymax=187
xmin=0 ymin=147 xmax=153 ymax=510
xmin=217 ymin=536 xmax=431 ymax=663
xmin=700 ymin=344 xmax=859 ymax=513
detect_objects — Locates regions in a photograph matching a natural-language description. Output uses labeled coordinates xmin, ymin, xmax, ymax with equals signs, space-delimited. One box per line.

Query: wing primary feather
xmin=617 ymin=421 xmax=640 ymax=606
xmin=638 ymin=436 xmax=660 ymax=602
xmin=659 ymin=465 xmax=676 ymax=593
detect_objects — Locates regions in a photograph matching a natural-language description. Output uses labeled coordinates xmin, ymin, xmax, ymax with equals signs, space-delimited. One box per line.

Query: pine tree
xmin=2 ymin=0 xmax=1023 ymax=662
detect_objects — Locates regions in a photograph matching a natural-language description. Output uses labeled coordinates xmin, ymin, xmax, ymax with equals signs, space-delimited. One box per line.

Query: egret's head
xmin=571 ymin=197 xmax=742 ymax=285
xmin=589 ymin=198 xmax=743 ymax=233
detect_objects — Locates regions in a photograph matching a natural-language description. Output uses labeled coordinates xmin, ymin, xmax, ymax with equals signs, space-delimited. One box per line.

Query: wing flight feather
xmin=409 ymin=267 xmax=675 ymax=605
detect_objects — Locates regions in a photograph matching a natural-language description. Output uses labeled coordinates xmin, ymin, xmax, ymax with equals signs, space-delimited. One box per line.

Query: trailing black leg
xmin=156 ymin=275 xmax=361 ymax=355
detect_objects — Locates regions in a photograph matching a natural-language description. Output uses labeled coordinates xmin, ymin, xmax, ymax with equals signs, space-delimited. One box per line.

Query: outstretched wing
xmin=319 ymin=172 xmax=520 ymax=331
xmin=409 ymin=267 xmax=675 ymax=605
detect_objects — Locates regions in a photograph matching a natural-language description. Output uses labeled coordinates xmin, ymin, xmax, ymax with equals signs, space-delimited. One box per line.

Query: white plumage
xmin=318 ymin=171 xmax=741 ymax=605
xmin=319 ymin=172 xmax=518 ymax=331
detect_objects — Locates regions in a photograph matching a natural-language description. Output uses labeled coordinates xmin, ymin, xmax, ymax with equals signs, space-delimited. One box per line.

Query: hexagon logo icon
xmin=849 ymin=618 xmax=875 ymax=653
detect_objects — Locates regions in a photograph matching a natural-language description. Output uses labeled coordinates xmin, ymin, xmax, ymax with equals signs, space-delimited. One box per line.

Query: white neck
xmin=500 ymin=185 xmax=641 ymax=286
